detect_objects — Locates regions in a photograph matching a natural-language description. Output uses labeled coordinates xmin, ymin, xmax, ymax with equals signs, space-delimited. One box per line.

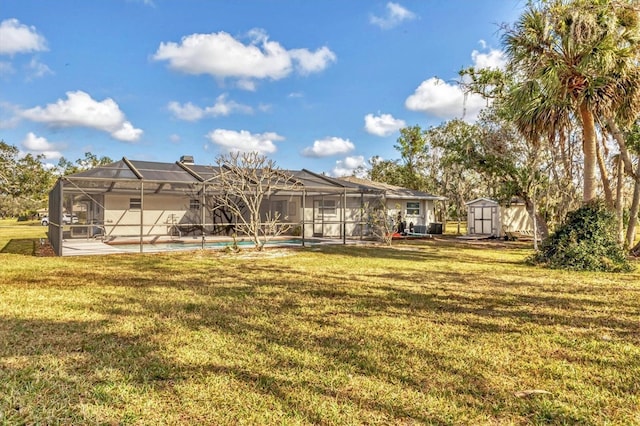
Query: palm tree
xmin=503 ymin=0 xmax=640 ymax=203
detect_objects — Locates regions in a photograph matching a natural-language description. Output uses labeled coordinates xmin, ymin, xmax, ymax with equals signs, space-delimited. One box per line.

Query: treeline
xmin=0 ymin=141 xmax=112 ymax=218
xmin=362 ymin=0 xmax=640 ymax=259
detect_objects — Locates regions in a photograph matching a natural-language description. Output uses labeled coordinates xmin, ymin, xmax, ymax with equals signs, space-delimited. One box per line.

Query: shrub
xmin=529 ymin=200 xmax=633 ymax=272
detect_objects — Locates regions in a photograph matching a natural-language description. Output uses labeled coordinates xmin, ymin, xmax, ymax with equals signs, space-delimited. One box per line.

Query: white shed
xmin=465 ymin=197 xmax=534 ymax=238
xmin=465 ymin=198 xmax=500 ymax=236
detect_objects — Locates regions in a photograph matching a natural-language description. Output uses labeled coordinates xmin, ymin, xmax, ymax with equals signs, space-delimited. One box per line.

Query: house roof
xmin=63 ymin=157 xmax=445 ymax=200
xmin=68 ymin=159 xmax=212 ymax=183
xmin=338 ymin=176 xmax=446 ymax=200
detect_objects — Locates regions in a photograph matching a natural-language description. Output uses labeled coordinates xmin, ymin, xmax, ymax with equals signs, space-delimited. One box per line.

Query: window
xmin=271 ymin=200 xmax=288 ymax=219
xmin=129 ymin=198 xmax=141 ymax=209
xmin=190 ymin=199 xmax=201 ymax=210
xmin=288 ymin=201 xmax=297 ymax=216
xmin=406 ymin=202 xmax=420 ymax=216
xmin=321 ymin=199 xmax=337 ymax=215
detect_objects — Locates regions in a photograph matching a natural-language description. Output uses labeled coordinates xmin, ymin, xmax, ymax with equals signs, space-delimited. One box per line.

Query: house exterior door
xmin=312 ymin=199 xmax=324 ymax=237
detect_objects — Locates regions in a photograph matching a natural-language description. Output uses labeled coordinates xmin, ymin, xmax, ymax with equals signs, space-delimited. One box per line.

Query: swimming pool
xmin=108 ymin=238 xmax=321 ymax=253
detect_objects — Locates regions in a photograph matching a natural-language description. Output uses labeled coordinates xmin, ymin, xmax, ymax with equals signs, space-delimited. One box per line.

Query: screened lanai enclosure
xmin=47 ymin=157 xmax=400 ymax=256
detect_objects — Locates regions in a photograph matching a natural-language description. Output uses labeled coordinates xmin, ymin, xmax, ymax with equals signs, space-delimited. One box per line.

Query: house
xmin=465 ymin=197 xmax=533 ymax=238
xmin=45 ymin=157 xmax=445 ymax=255
xmin=338 ymin=176 xmax=445 ymax=234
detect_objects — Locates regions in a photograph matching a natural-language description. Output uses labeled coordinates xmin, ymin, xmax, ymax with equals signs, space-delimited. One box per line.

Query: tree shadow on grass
xmin=73 ymin=252 xmax=640 ymax=344
xmin=3 ymin=250 xmax=639 ymax=424
xmin=0 ymin=315 xmax=186 ymax=424
xmin=311 ymin=243 xmax=529 ymax=267
xmin=89 ymin=262 xmax=638 ymax=421
xmin=0 ymin=238 xmax=37 ymax=255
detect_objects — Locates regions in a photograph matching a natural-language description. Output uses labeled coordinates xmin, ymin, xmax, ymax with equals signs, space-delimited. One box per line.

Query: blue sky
xmin=0 ymin=0 xmax=524 ymax=176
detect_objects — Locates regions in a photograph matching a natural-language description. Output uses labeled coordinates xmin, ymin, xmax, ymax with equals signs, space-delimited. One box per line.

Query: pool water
xmin=111 ymin=238 xmax=320 ymax=253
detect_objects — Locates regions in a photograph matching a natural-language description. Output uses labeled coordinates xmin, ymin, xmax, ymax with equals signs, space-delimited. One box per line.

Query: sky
xmin=0 ymin=0 xmax=524 ymax=176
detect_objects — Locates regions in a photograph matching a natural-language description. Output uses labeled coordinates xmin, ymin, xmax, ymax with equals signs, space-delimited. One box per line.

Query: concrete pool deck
xmin=60 ymin=236 xmax=371 ymax=256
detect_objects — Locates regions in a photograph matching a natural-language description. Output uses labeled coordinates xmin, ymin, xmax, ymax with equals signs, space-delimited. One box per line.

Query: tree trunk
xmin=615 ymin=157 xmax=624 ymax=246
xmin=596 ymin=137 xmax=614 ymax=208
xmin=606 ymin=118 xmax=640 ymax=249
xmin=627 ymin=173 xmax=640 ymax=250
xmin=579 ymin=102 xmax=598 ymax=203
xmin=532 ymin=194 xmax=539 ymax=251
xmin=606 ymin=119 xmax=636 ymax=177
xmin=523 ymin=196 xmax=549 ymax=240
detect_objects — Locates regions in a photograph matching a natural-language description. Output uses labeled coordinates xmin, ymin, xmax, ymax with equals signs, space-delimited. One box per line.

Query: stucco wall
xmin=104 ymin=194 xmax=191 ymax=237
xmin=386 ymin=199 xmax=433 ymax=227
xmin=102 ymin=192 xmax=438 ymax=240
xmin=500 ymin=204 xmax=533 ymax=234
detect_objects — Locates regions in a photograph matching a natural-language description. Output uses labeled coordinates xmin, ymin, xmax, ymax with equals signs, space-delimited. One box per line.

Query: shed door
xmin=474 ymin=206 xmax=493 ymax=234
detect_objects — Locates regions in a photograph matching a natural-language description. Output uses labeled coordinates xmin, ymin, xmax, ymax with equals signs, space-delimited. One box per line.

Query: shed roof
xmin=465 ymin=197 xmax=499 ymax=206
xmin=464 ymin=197 xmax=527 ymax=206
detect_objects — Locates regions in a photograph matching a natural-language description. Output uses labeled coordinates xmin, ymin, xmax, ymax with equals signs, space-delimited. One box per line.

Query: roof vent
xmin=180 ymin=155 xmax=194 ymax=165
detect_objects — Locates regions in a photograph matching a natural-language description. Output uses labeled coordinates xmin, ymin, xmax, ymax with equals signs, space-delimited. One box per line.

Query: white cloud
xmin=236 ymin=79 xmax=257 ymax=91
xmin=404 ymin=43 xmax=506 ymax=122
xmin=0 ymin=101 xmax=21 ymax=128
xmin=471 ymin=42 xmax=507 ymax=70
xmin=331 ymin=155 xmax=366 ymax=177
xmin=22 ymin=131 xmax=51 ymax=150
xmin=168 ymin=94 xmax=253 ymax=121
xmin=0 ymin=19 xmax=48 ymax=55
xmin=364 ymin=113 xmax=406 ymax=137
xmin=289 ymin=47 xmax=337 ymax=75
xmin=111 ymin=122 xmax=143 ymax=142
xmin=302 ymin=137 xmax=355 ymax=157
xmin=405 ymin=77 xmax=487 ymax=122
xmin=206 ymin=129 xmax=282 ymax=154
xmin=21 ymin=132 xmax=63 ymax=159
xmin=370 ymin=2 xmax=416 ymax=29
xmin=168 ymin=101 xmax=204 ymax=121
xmin=26 ymin=57 xmax=53 ymax=79
xmin=21 ymin=90 xmax=143 ymax=142
xmin=169 ymin=134 xmax=181 ymax=143
xmin=154 ymin=31 xmax=289 ymax=80
xmin=153 ymin=29 xmax=336 ymax=89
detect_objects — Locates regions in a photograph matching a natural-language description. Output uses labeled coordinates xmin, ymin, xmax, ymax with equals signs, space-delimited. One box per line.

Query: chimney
xmin=180 ymin=155 xmax=194 ymax=165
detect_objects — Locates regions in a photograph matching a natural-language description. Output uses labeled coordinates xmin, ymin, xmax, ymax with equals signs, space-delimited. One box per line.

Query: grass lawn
xmin=0 ymin=219 xmax=47 ymax=255
xmin=1 ymin=221 xmax=639 ymax=425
